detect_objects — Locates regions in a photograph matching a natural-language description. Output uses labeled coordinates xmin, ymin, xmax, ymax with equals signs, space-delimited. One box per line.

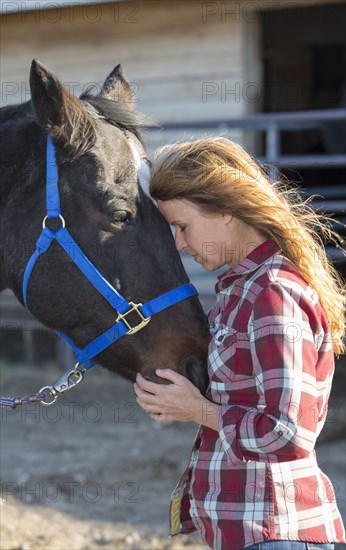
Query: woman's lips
xmin=191 ymin=253 xmax=201 ymax=262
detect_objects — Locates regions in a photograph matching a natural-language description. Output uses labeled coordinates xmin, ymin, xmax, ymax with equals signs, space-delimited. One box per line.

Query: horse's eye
xmin=108 ymin=211 xmax=131 ymax=224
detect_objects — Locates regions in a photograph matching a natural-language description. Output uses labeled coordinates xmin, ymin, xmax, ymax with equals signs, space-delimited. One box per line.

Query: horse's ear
xmin=100 ymin=64 xmax=133 ymax=107
xmin=30 ymin=59 xmax=95 ymax=156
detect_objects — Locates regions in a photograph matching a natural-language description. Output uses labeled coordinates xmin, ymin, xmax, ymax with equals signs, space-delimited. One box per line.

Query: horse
xmin=0 ymin=59 xmax=208 ymax=394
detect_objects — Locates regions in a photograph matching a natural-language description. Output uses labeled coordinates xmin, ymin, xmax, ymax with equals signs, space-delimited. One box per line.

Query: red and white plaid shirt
xmin=170 ymin=239 xmax=345 ymax=549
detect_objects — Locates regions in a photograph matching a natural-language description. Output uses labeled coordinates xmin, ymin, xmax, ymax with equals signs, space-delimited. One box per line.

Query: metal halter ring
xmin=42 ymin=214 xmax=66 ymax=229
xmin=39 ymin=386 xmax=59 ymax=406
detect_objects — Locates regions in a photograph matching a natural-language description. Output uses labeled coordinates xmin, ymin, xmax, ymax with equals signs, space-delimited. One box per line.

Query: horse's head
xmin=1 ymin=60 xmax=208 ymax=393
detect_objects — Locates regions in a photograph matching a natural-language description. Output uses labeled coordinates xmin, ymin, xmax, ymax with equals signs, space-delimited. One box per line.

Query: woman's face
xmin=157 ymin=199 xmax=239 ymax=272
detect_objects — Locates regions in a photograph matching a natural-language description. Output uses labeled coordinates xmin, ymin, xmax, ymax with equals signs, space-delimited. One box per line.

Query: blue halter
xmin=22 ymin=135 xmax=198 ymax=369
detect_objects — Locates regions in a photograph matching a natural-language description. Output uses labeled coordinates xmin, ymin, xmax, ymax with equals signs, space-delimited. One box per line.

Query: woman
xmin=134 ymin=137 xmax=346 ymax=550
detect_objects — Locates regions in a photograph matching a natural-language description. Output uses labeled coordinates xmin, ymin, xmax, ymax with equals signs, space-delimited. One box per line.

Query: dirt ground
xmin=1 ymin=363 xmax=345 ymax=550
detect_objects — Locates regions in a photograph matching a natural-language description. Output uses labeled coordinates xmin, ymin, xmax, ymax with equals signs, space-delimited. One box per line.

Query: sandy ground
xmin=1 ymin=364 xmax=345 ymax=550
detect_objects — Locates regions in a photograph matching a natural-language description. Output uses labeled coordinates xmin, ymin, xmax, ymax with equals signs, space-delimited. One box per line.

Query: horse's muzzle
xmin=181 ymin=354 xmax=209 ymax=396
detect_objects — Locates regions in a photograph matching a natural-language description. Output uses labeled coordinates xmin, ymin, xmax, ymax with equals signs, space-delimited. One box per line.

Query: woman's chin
xmin=192 ymin=255 xmax=216 ymax=272
xmin=201 ymin=261 xmax=215 ymax=272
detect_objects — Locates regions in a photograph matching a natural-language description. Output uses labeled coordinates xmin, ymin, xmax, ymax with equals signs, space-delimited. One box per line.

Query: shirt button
xmin=277 ymin=430 xmax=283 ymax=437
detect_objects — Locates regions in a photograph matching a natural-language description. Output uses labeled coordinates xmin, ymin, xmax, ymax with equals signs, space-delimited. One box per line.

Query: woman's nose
xmin=175 ymin=231 xmax=186 ymax=252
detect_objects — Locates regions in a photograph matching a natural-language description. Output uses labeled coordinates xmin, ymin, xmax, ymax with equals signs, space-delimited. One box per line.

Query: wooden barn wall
xmin=1 ymin=1 xmax=245 ymax=123
xmin=1 ymin=0 xmax=344 ymax=142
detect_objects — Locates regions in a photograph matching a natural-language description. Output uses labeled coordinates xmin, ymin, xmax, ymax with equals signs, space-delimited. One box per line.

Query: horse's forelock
xmin=56 ymin=96 xmax=97 ymax=161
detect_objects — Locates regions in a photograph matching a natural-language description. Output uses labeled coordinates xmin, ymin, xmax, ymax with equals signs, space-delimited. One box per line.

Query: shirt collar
xmin=216 ymin=238 xmax=281 ymax=292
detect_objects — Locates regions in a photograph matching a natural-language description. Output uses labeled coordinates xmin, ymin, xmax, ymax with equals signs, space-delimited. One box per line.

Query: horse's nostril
xmin=181 ymin=355 xmax=208 ymax=396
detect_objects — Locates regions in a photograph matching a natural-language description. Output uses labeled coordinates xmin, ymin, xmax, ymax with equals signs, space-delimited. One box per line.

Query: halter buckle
xmin=116 ymin=302 xmax=151 ymax=335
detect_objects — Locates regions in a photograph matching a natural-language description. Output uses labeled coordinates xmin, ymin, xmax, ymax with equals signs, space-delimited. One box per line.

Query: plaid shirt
xmin=170 ymin=239 xmax=345 ymax=549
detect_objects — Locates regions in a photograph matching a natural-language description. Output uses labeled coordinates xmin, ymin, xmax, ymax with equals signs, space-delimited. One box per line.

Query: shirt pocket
xmin=208 ymin=325 xmax=239 ymax=383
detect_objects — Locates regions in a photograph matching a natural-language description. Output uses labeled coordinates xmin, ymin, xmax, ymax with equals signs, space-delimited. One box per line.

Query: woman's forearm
xmin=192 ymin=396 xmax=220 ymax=431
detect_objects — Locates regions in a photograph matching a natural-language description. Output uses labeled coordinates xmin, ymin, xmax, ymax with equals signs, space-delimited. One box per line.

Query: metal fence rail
xmin=149 ymin=108 xmax=346 ymax=167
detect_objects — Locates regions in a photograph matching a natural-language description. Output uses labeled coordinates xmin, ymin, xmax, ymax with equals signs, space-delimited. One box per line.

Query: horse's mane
xmin=0 ymin=101 xmax=33 ymax=125
xmin=80 ymin=92 xmax=154 ymax=144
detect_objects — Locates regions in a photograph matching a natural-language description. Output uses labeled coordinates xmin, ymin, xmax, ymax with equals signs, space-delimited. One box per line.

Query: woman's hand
xmin=134 ymin=369 xmax=207 ymax=424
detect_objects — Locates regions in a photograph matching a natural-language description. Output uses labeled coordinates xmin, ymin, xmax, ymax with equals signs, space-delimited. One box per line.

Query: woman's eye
xmin=108 ymin=211 xmax=131 ymax=224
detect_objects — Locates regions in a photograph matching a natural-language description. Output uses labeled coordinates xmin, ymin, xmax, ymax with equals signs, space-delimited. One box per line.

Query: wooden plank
xmin=143 ymin=104 xmax=245 ymax=123
xmin=2 ymin=0 xmax=344 ymax=16
xmin=1 ymin=2 xmax=239 ymax=45
xmin=1 ymin=52 xmax=242 ymax=82
xmin=1 ymin=29 xmax=240 ymax=60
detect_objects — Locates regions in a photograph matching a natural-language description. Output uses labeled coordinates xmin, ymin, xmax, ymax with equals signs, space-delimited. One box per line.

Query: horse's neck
xmin=0 ymin=101 xmax=32 ymax=124
xmin=0 ymin=105 xmax=44 ymax=291
xmin=0 ymin=105 xmax=43 ymax=204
